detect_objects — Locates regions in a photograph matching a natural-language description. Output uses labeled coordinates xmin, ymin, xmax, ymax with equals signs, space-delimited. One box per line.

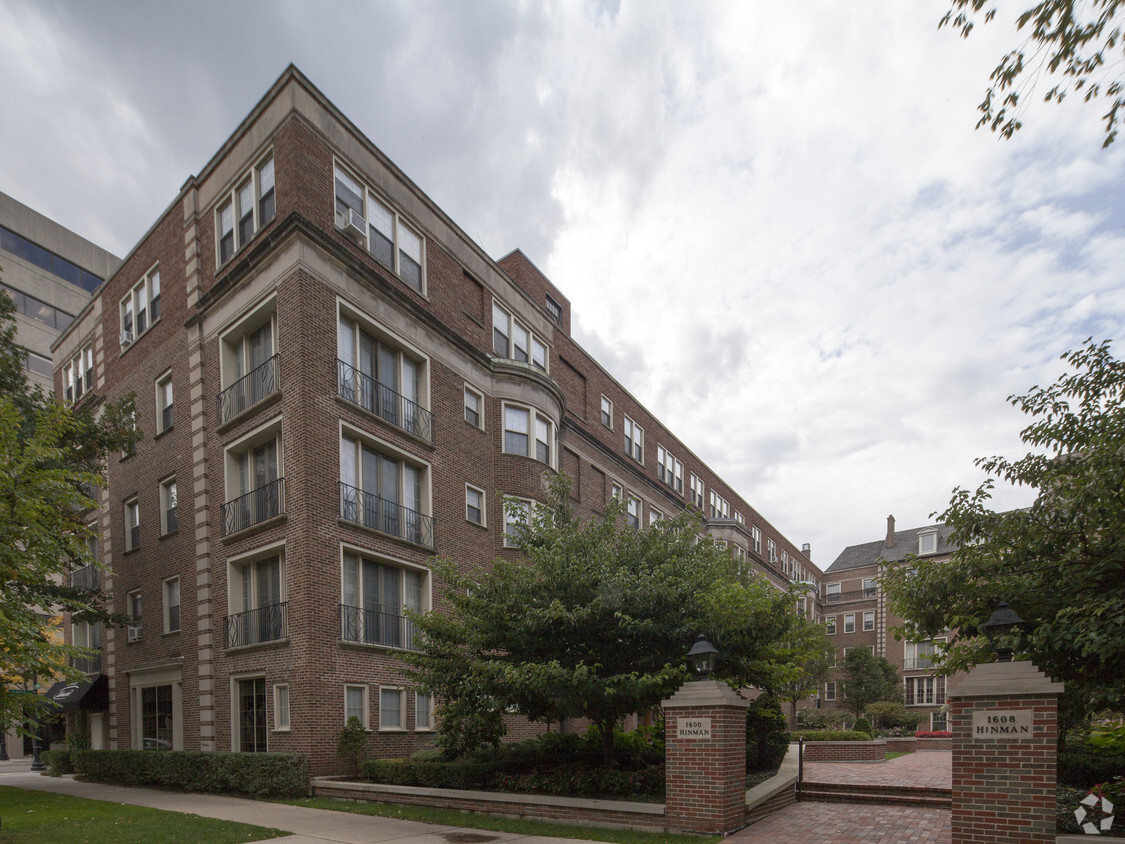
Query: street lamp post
xmin=28 ymin=675 xmax=44 ymax=772
xmin=687 ymin=635 xmax=718 ymax=679
xmin=981 ymin=601 xmax=1030 ymax=663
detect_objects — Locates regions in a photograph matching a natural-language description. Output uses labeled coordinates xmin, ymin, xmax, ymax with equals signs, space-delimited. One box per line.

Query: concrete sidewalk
xmin=0 ymin=771 xmax=619 ymax=844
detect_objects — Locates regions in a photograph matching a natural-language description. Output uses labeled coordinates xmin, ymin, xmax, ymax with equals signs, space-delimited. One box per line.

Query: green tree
xmin=838 ymin=648 xmax=899 ymax=718
xmin=406 ymin=475 xmax=808 ymax=768
xmin=942 ymin=1 xmax=1125 ymax=147
xmin=883 ymin=339 xmax=1125 ymax=711
xmin=0 ymin=287 xmax=136 ymax=731
xmin=756 ymin=616 xmax=833 ymax=730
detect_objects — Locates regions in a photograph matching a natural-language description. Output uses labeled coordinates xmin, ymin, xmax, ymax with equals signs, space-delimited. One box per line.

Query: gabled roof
xmin=825 ymin=521 xmax=957 ymax=573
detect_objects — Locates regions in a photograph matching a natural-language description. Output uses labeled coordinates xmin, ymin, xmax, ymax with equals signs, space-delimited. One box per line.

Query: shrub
xmin=434 ymin=696 xmax=506 ymax=760
xmin=915 ymin=730 xmax=952 ymax=738
xmin=336 ymin=716 xmax=369 ymax=777
xmin=72 ymin=750 xmax=309 ymax=798
xmin=40 ymin=749 xmax=73 ymax=776
xmin=788 ymin=730 xmax=873 ymax=742
xmin=865 ymin=701 xmax=924 ymax=731
xmin=797 ymin=709 xmax=849 ymax=730
xmin=853 ymin=717 xmax=873 ymax=737
xmin=1058 ymin=745 xmax=1125 ymax=788
xmin=746 ymin=695 xmax=788 ymax=774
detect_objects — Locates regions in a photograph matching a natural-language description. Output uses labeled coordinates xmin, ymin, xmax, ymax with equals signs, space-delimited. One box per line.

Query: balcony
xmin=71 ymin=564 xmax=100 ymax=591
xmin=903 ymin=656 xmax=938 ymax=671
xmin=338 ymin=481 xmax=434 ymax=549
xmin=340 ymin=603 xmax=419 ymax=651
xmin=336 ymin=359 xmax=433 ymax=443
xmin=221 ymin=477 xmax=285 ymax=536
xmin=824 ymin=589 xmax=877 ymax=605
xmin=217 ymin=354 xmax=279 ymax=426
xmin=224 ymin=602 xmax=288 ymax=649
xmin=71 ymin=652 xmax=103 ymax=674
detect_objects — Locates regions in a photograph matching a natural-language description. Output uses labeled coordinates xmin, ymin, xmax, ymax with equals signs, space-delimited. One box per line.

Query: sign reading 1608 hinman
xmin=971 ymin=710 xmax=1033 ymax=740
xmin=677 ymin=717 xmax=712 ymax=740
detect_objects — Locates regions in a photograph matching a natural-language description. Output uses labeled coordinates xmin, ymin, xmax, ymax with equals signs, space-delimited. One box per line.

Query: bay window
xmin=492 ymin=300 xmax=547 ymax=370
xmin=502 ymin=404 xmax=553 ymax=466
xmin=339 ymin=433 xmax=432 ymax=547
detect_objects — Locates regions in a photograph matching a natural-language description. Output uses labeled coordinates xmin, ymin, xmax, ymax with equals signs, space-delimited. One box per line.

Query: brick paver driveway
xmin=804 ymin=749 xmax=952 ymax=789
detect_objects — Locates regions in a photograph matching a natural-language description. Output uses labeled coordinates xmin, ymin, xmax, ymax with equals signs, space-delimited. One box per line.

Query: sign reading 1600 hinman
xmin=971 ymin=710 xmax=1033 ymax=740
xmin=677 ymin=717 xmax=712 ymax=740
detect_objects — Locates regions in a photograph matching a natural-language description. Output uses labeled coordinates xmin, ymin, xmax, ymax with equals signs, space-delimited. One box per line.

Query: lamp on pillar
xmin=687 ymin=635 xmax=718 ymax=679
xmin=982 ymin=601 xmax=1030 ymax=663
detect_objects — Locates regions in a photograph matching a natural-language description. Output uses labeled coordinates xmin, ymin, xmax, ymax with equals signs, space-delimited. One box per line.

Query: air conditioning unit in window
xmin=127 ymin=625 xmax=142 ymax=642
xmin=120 ymin=330 xmax=134 ymax=347
xmin=340 ymin=208 xmax=367 ymax=243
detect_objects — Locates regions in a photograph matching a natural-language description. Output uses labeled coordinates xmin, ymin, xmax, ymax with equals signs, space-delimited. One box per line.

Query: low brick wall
xmin=915 ymin=737 xmax=950 ymax=751
xmin=311 ymin=777 xmax=669 ymax=833
xmin=802 ymin=739 xmax=887 ymax=762
xmin=885 ymin=737 xmax=916 ymax=753
xmin=744 ymin=745 xmax=798 ymax=828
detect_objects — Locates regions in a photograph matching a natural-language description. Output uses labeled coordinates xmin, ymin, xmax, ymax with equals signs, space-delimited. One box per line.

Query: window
xmin=0 ymin=226 xmax=104 ymax=293
xmin=492 ymin=300 xmax=547 ymax=370
xmin=862 ymin=578 xmax=877 ymax=597
xmin=379 ymin=688 xmax=404 ymax=731
xmin=64 ymin=346 xmax=93 ymax=402
xmin=844 ymin=613 xmax=856 ymax=633
xmin=931 ymin=710 xmax=948 ymax=731
xmin=219 ymin=308 xmax=278 ymax=425
xmin=24 ymin=350 xmax=53 ymax=379
xmin=223 ymin=429 xmax=283 ymax=536
xmin=71 ymin=620 xmax=102 ymax=673
xmin=338 ymin=313 xmax=431 ymax=441
xmin=797 ymin=596 xmax=807 ymax=614
xmin=600 ymin=395 xmax=612 ymax=428
xmin=824 ymin=681 xmax=836 ymax=702
xmin=344 ymin=684 xmax=368 ymax=728
xmin=163 ymin=578 xmax=180 ymax=634
xmin=128 ymin=591 xmax=143 ymax=642
xmin=610 ymin=483 xmax=623 ymax=501
xmin=217 ymin=152 xmax=275 ymax=265
xmin=465 ymin=485 xmax=485 ymax=526
xmin=826 ymin=616 xmax=837 ymax=635
xmin=656 ymin=445 xmax=684 ymax=494
xmin=751 ymin=526 xmax=762 ymax=554
xmin=826 ymin=583 xmax=841 ymax=603
xmin=626 ymin=495 xmax=641 ymax=530
xmin=504 ymin=498 xmax=532 ymax=547
xmin=141 ymin=684 xmax=173 ymax=750
xmin=334 ymin=163 xmax=425 ymax=291
xmin=340 ymin=551 xmax=426 ymax=649
xmin=226 ymin=552 xmax=286 ymax=648
xmin=623 ymin=416 xmax=643 ymax=462
xmin=919 ymin=531 xmax=938 ymax=555
xmin=156 ymin=372 xmax=173 ymax=434
xmin=767 ymin=539 xmax=777 ymax=563
xmin=340 ymin=434 xmax=431 ymax=546
xmin=415 ymin=692 xmax=433 ymax=731
xmin=238 ymin=677 xmax=268 ymax=752
xmin=1 ymin=283 xmax=76 ymax=331
xmin=904 ymin=675 xmax=946 ymax=706
xmin=905 ymin=639 xmax=943 ymax=670
xmin=828 ymin=649 xmax=837 ymax=668
xmin=689 ymin=474 xmax=704 ymax=508
xmin=709 ymin=490 xmax=729 ymax=520
xmin=545 ymin=293 xmax=562 ymax=326
xmin=120 ymin=266 xmax=160 ymax=346
xmin=160 ymin=477 xmax=177 ymax=535
xmin=863 ymin=611 xmax=875 ymax=631
xmin=274 ymin=684 xmax=290 ymax=731
xmin=648 ymin=508 xmax=663 ymax=526
xmin=124 ymin=498 xmax=140 ymax=552
xmin=503 ymin=404 xmax=553 ymax=465
xmin=464 ymin=385 xmax=483 ymax=428
xmin=735 ymin=511 xmax=745 ymax=525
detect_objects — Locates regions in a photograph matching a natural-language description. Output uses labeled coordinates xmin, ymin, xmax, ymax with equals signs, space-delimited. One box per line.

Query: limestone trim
xmin=948 ymin=660 xmax=1064 ymax=698
xmin=663 ymin=679 xmax=750 ymax=709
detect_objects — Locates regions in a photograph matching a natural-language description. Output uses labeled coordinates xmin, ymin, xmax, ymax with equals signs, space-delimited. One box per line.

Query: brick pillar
xmin=663 ymin=679 xmax=749 ymax=835
xmin=949 ymin=661 xmax=1064 ymax=844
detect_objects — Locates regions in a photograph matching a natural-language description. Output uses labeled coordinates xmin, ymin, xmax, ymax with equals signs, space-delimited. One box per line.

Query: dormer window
xmin=918 ymin=530 xmax=938 ymax=555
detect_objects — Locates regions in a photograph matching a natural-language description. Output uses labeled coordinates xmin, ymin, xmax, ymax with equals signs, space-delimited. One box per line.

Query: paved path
xmin=804 ymin=750 xmax=952 ymax=789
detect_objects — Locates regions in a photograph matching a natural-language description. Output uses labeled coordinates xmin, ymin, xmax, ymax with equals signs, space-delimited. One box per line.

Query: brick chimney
xmin=885 ymin=515 xmax=895 ymax=548
xmin=801 ymin=542 xmax=811 ymax=559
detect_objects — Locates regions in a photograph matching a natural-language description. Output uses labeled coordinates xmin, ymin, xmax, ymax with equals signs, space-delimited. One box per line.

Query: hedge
xmin=787 ymin=730 xmax=873 ymax=742
xmin=1058 ymin=746 xmax=1125 ymax=788
xmin=40 ymin=749 xmax=74 ymax=776
xmin=72 ymin=750 xmax=310 ymax=798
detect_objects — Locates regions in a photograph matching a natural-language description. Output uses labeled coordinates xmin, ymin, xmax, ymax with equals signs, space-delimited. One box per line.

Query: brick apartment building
xmin=819 ymin=515 xmax=957 ymax=731
xmin=49 ymin=66 xmax=825 ymax=772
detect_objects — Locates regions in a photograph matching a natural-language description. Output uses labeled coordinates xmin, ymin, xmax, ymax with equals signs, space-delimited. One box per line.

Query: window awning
xmin=43 ymin=674 xmax=108 ymax=712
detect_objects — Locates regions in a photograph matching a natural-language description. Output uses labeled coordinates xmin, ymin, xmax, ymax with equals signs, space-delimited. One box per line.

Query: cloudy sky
xmin=2 ymin=0 xmax=1122 ymax=566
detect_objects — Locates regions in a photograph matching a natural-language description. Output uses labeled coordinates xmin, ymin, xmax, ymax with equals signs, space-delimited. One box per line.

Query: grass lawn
xmin=885 ymin=751 xmax=912 ymax=761
xmin=277 ymin=796 xmax=721 ymax=844
xmin=0 ymin=786 xmax=290 ymax=843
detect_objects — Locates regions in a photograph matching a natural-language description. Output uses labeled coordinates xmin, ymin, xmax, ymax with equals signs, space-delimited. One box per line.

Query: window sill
xmin=464 ymin=419 xmax=484 ymax=432
xmin=224 ymin=637 xmax=290 ymax=655
xmin=162 ymin=630 xmax=181 ymax=638
xmin=332 ymin=395 xmax=434 ymax=450
xmin=466 ymin=518 xmax=488 ymax=530
xmin=337 ymin=638 xmax=420 ymax=656
xmin=221 ymin=513 xmax=287 ymax=543
xmin=154 ymin=425 xmax=174 ymax=441
xmin=378 ymin=727 xmax=407 ymax=733
xmin=271 ymin=728 xmax=291 ymax=734
xmin=336 ymin=517 xmax=434 ymax=553
xmin=159 ymin=529 xmax=179 ymax=541
xmin=414 ymin=728 xmax=435 ymax=734
xmin=123 ymin=547 xmax=140 ymax=555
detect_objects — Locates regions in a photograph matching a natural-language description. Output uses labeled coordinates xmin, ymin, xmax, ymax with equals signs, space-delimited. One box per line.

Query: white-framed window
xmin=340 ymin=431 xmax=430 ymax=545
xmin=824 ymin=681 xmax=836 ymax=702
xmin=826 ymin=582 xmax=841 ymax=603
xmin=735 ymin=511 xmax=745 ymax=525
xmin=689 ymin=473 xmax=704 ymax=508
xmin=334 ymin=163 xmax=424 ymax=292
xmin=64 ymin=345 xmax=93 ymax=402
xmin=600 ymin=395 xmax=613 ymax=428
xmin=226 ymin=549 xmax=286 ymax=648
xmin=139 ymin=683 xmax=174 ymax=749
xmin=218 ymin=302 xmax=278 ymax=425
xmin=273 ymin=683 xmax=290 ymax=731
xmin=464 ymin=385 xmax=483 ymax=428
xmin=844 ymin=613 xmax=856 ymax=633
xmin=709 ymin=490 xmax=729 ymax=520
xmin=623 ymin=416 xmax=643 ymax=463
xmin=918 ymin=530 xmax=938 ymax=555
xmin=127 ymin=590 xmax=143 ymax=641
xmin=828 ymin=648 xmax=837 ymax=668
xmin=155 ymin=371 xmax=173 ymax=434
xmin=223 ymin=421 xmax=283 ymax=536
xmin=648 ymin=508 xmax=664 ymax=525
xmin=904 ymin=639 xmax=944 ymax=671
xmin=610 ymin=482 xmax=623 ymax=501
xmin=504 ymin=498 xmax=532 ymax=547
xmin=626 ymin=495 xmax=641 ymax=530
xmin=863 ymin=611 xmax=875 ymax=631
xmin=124 ymin=497 xmax=140 ymax=552
xmin=544 ymin=293 xmax=563 ymax=327
xmin=502 ymin=404 xmax=553 ymax=466
xmin=72 ymin=619 xmax=102 ymax=673
xmin=904 ymin=675 xmax=946 ymax=706
xmin=233 ymin=675 xmax=269 ymax=753
xmin=797 ymin=596 xmax=807 ymax=614
xmin=465 ymin=485 xmax=485 ymax=526
xmin=492 ymin=300 xmax=547 ymax=370
xmin=217 ymin=152 xmax=275 ymax=266
xmin=415 ymin=692 xmax=433 ymax=731
xmin=862 ymin=577 xmax=877 ymax=597
xmin=379 ymin=687 xmax=404 ymax=731
xmin=931 ymin=710 xmax=948 ymax=731
xmin=656 ymin=445 xmax=684 ymax=494
xmin=160 ymin=476 xmax=178 ymax=535
xmin=826 ymin=616 xmax=837 ymax=635
xmin=163 ymin=577 xmax=180 ymax=634
xmin=344 ymin=684 xmax=369 ymax=728
xmin=751 ymin=526 xmax=762 ymax=554
xmin=340 ymin=548 xmax=427 ymax=649
xmin=767 ymin=539 xmax=777 ymax=563
xmin=120 ymin=265 xmax=160 ymax=346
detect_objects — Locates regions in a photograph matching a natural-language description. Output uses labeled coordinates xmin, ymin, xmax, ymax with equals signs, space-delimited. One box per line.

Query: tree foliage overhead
xmin=883 ymin=339 xmax=1125 ymax=709
xmin=838 ymin=647 xmax=900 ymax=718
xmin=0 ymin=287 xmax=136 ymax=729
xmin=941 ymin=1 xmax=1125 ymax=147
xmin=406 ymin=474 xmax=814 ymax=767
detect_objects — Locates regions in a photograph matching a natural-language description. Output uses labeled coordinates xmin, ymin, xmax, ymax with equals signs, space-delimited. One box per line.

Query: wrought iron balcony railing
xmin=336 ymin=358 xmax=433 ymax=443
xmin=217 ymin=354 xmax=279 ymax=425
xmin=71 ymin=564 xmax=100 ymax=591
xmin=338 ymin=481 xmax=434 ymax=548
xmin=224 ymin=602 xmax=288 ymax=649
xmin=903 ymin=656 xmax=938 ymax=671
xmin=340 ymin=603 xmax=419 ymax=651
xmin=221 ymin=477 xmax=285 ymax=536
xmin=71 ymin=652 xmax=103 ymax=674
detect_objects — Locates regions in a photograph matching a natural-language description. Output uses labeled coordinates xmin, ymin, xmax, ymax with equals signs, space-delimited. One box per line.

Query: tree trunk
xmin=600 ymin=716 xmax=617 ymax=769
